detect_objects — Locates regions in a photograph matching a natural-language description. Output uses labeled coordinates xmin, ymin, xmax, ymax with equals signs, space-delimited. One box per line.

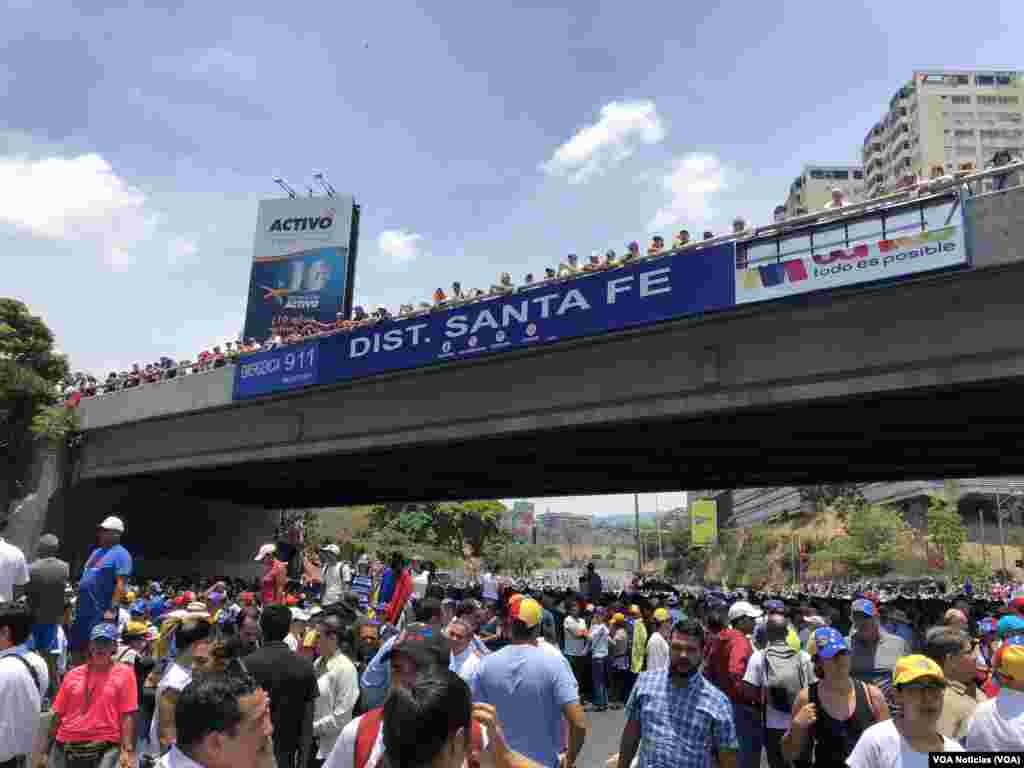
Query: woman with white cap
xmin=255 ymin=544 xmax=287 ymax=606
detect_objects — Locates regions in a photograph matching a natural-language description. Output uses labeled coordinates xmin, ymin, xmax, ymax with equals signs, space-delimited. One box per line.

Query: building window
xmin=953 ymin=74 xmax=970 ymax=85
xmin=853 ymin=170 xmax=864 ymax=180
xmin=810 ymin=170 xmax=824 ymax=179
xmin=978 ymin=95 xmax=999 ymax=106
xmin=921 ymin=74 xmax=945 ymax=85
xmin=954 ymin=129 xmax=975 ymax=138
xmin=951 ymin=95 xmax=971 ymax=105
xmin=977 ymin=75 xmax=995 ymax=86
xmin=996 ymin=74 xmax=1013 ymax=85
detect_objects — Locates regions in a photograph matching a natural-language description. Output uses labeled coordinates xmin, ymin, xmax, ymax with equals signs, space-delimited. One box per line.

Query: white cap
xmin=99 ymin=516 xmax=125 ymax=533
xmin=254 ymin=543 xmax=276 ymax=561
xmin=728 ymin=601 xmax=763 ymax=622
xmin=291 ymin=608 xmax=310 ymax=621
xmin=320 ymin=544 xmax=340 ymax=556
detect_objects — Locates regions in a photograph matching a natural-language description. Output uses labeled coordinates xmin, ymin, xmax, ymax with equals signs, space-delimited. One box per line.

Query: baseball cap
xmin=320 ymin=544 xmax=341 ymax=556
xmin=809 ymin=627 xmax=848 ymax=659
xmin=997 ymin=614 xmax=1024 ymax=638
xmin=764 ymin=599 xmax=785 ymax=613
xmin=1010 ymin=595 xmax=1024 ymax=614
xmin=628 ymin=605 xmax=641 ymax=617
xmin=994 ymin=639 xmax=1024 ymax=682
xmin=728 ymin=601 xmax=763 ymax=622
xmin=123 ymin=621 xmax=149 ymax=640
xmin=131 ymin=599 xmax=147 ymax=616
xmin=90 ymin=623 xmax=119 ymax=642
xmin=254 ymin=543 xmax=276 ymax=561
xmin=99 ymin=516 xmax=125 ymax=533
xmin=978 ymin=617 xmax=997 ymax=635
xmin=510 ymin=597 xmax=543 ymax=628
xmin=612 ymin=612 xmax=626 ymax=624
xmin=653 ymin=608 xmax=670 ymax=623
xmin=893 ymin=655 xmax=945 ymax=687
xmin=851 ymin=598 xmax=877 ymax=618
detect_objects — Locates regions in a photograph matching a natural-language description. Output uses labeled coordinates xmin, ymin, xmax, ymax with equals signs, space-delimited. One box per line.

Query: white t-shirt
xmin=341 ymin=563 xmax=352 ymax=584
xmin=646 ymin=632 xmax=670 ymax=672
xmin=846 ymin=719 xmax=963 ymax=768
xmin=965 ymin=688 xmax=1024 ymax=751
xmin=743 ymin=648 xmax=814 ymax=730
xmin=0 ymin=650 xmax=45 ymax=762
xmin=0 ymin=539 xmax=30 ymax=603
xmin=322 ymin=562 xmax=344 ymax=604
xmin=412 ymin=571 xmax=429 ymax=599
xmin=564 ymin=616 xmax=588 ymax=656
xmin=150 ymin=662 xmax=192 ymax=752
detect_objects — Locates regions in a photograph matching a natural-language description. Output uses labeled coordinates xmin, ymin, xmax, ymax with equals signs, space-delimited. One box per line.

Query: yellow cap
xmin=125 ymin=591 xmax=136 ymax=602
xmin=893 ymin=654 xmax=945 ymax=687
xmin=653 ymin=608 xmax=671 ymax=623
xmin=628 ymin=605 xmax=641 ymax=616
xmin=612 ymin=612 xmax=626 ymax=624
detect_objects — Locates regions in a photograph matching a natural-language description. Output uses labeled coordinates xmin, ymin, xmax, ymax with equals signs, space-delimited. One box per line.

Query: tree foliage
xmin=798 ymin=484 xmax=865 ymax=514
xmin=363 ymin=499 xmax=508 ymax=561
xmin=926 ymin=495 xmax=967 ymax=575
xmin=811 ymin=500 xmax=909 ymax=576
xmin=1 ymin=299 xmax=72 ymax=514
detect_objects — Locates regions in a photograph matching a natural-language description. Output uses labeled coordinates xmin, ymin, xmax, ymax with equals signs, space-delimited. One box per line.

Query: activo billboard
xmin=242 ymin=196 xmax=357 ymax=344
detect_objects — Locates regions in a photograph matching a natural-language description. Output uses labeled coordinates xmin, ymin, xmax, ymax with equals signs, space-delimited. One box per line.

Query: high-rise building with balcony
xmin=862 ymin=70 xmax=1024 ymax=198
xmin=784 ymin=163 xmax=865 ymax=217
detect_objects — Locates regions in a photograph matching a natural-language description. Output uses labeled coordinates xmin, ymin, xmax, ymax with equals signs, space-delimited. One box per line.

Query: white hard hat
xmin=320 ymin=544 xmax=341 ymax=556
xmin=99 ymin=516 xmax=125 ymax=533
xmin=254 ymin=543 xmax=276 ymax=561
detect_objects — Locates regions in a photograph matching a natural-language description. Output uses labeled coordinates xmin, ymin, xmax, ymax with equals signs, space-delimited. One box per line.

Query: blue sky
xmin=2 ymin=1 xmax=1021 ymax=514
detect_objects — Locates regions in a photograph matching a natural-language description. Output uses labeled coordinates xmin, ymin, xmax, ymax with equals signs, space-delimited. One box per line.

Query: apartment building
xmin=862 ymin=69 xmax=1024 ymax=197
xmin=784 ymin=163 xmax=865 ymax=217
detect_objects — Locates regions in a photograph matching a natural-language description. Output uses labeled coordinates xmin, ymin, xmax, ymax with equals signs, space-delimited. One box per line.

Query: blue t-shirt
xmin=148 ymin=596 xmax=166 ymax=620
xmin=77 ymin=545 xmax=132 ymax=618
xmin=472 ymin=644 xmax=579 ymax=768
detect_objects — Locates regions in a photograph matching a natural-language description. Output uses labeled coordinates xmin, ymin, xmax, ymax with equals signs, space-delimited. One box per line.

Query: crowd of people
xmin=1 ymin=513 xmax=1023 ymax=768
xmin=63 ymin=154 xmax=1024 ymax=406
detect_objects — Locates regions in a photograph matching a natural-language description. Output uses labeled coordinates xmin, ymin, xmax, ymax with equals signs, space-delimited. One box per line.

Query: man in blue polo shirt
xmin=70 ymin=516 xmax=133 ymax=664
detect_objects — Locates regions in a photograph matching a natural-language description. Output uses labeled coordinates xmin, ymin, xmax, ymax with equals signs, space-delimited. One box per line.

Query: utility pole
xmin=997 ymin=492 xmax=1008 ymax=577
xmin=979 ymin=508 xmax=988 ymax=566
xmin=655 ymin=494 xmax=664 ymax=564
xmin=634 ymin=493 xmax=642 ymax=572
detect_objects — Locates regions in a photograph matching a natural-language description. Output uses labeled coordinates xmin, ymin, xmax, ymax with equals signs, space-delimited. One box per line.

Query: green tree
xmin=798 ymin=484 xmax=865 ymax=514
xmin=1007 ymin=527 xmax=1024 ymax=549
xmin=365 ymin=499 xmax=508 ymax=560
xmin=959 ymin=558 xmax=992 ymax=585
xmin=812 ymin=501 xmax=909 ymax=577
xmin=1 ymin=299 xmax=72 ymax=514
xmin=926 ymin=495 xmax=968 ymax=576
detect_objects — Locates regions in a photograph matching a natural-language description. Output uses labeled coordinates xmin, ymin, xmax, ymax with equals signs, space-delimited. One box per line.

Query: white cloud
xmin=648 ymin=153 xmax=729 ymax=232
xmin=378 ymin=229 xmax=426 ymax=267
xmin=541 ymin=100 xmax=666 ymax=184
xmin=0 ymin=152 xmax=190 ymax=269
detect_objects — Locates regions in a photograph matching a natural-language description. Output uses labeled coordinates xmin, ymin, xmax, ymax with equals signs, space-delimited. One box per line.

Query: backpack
xmin=762 ymin=644 xmax=808 ymax=714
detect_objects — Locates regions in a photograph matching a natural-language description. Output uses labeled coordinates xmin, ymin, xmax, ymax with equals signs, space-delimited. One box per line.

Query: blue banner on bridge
xmin=233 ymin=242 xmax=736 ymax=399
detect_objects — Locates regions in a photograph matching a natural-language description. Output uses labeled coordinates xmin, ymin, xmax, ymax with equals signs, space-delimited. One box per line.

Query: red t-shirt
xmin=261 ymin=559 xmax=286 ymax=604
xmin=54 ymin=663 xmax=138 ymax=744
xmin=707 ymin=627 xmax=753 ymax=705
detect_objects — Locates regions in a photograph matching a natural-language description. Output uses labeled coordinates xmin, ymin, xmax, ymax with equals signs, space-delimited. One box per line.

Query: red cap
xmin=1010 ymin=595 xmax=1024 ymax=614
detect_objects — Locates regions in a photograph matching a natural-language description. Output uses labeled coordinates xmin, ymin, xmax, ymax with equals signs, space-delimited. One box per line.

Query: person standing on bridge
xmin=70 ymin=516 xmax=132 ymax=667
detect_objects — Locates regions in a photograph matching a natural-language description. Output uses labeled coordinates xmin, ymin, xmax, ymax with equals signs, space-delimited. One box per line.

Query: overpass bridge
xmin=11 ymin=180 xmax=1024 ymax=575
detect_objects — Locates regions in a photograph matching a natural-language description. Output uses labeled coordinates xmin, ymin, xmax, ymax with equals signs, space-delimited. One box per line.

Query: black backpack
xmin=762 ymin=645 xmax=808 ymax=714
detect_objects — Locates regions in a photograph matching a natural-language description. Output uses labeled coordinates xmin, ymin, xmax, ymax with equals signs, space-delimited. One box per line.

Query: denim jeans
xmin=590 ymin=655 xmax=609 ymax=708
xmin=49 ymin=744 xmax=121 ymax=768
xmin=731 ymin=702 xmax=764 ymax=768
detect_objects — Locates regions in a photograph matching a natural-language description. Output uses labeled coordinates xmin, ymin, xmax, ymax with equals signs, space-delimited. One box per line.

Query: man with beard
xmin=615 ymin=619 xmax=738 ymax=768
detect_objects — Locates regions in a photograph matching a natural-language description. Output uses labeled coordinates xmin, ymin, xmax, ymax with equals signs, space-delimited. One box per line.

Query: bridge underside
xmin=79 ymin=375 xmax=1024 ymax=509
